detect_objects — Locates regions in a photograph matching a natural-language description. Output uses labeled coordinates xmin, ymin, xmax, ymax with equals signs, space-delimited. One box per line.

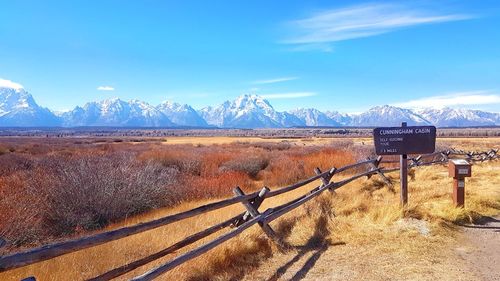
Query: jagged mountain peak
xmin=416 ymin=107 xmax=500 ymax=127
xmin=0 ymin=81 xmax=60 ymax=126
xmin=62 ymin=98 xmax=173 ymax=127
xmin=158 ymin=100 xmax=192 ymax=111
xmin=157 ymin=101 xmax=207 ymax=127
xmin=233 ymin=94 xmax=273 ymax=109
xmin=367 ymin=104 xmax=411 ymax=113
xmin=350 ymin=104 xmax=430 ymax=126
xmin=199 ymin=94 xmax=301 ymax=128
xmin=159 ymin=100 xmax=179 ymax=107
xmin=0 ymin=80 xmax=498 ymax=128
xmin=0 ymin=87 xmax=38 ymax=111
xmin=288 ymin=108 xmax=341 ymax=126
xmin=289 ymin=107 xmax=322 ymax=114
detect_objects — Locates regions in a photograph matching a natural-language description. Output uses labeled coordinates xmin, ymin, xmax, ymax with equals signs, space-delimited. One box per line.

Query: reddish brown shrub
xmin=0 ymin=153 xmax=34 ymax=176
xmin=249 ymin=141 xmax=292 ymax=151
xmin=140 ymin=148 xmax=202 ymax=176
xmin=187 ymin=171 xmax=255 ymax=199
xmin=0 ymin=152 xmax=179 ymax=248
xmin=261 ymin=147 xmax=356 ymax=187
xmin=261 ymin=156 xmax=307 ymax=187
xmin=37 ymin=153 xmax=180 ymax=235
xmin=301 ymin=148 xmax=356 ymax=172
xmin=0 ymin=171 xmax=46 ymax=250
xmin=220 ymin=156 xmax=269 ymax=178
xmin=0 ymin=139 xmax=362 ymax=251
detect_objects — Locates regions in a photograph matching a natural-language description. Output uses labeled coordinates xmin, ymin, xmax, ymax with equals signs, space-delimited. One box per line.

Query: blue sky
xmin=1 ymin=0 xmax=500 ymax=112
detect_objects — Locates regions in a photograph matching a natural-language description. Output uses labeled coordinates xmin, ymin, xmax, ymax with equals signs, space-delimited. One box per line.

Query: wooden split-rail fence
xmin=0 ymin=148 xmax=498 ymax=281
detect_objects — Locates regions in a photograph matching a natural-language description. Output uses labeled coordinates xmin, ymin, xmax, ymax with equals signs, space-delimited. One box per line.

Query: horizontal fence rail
xmin=0 ymin=148 xmax=497 ymax=280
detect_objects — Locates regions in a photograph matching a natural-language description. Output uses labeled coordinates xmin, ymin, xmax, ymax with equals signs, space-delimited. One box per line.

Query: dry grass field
xmin=0 ymin=136 xmax=498 ymax=280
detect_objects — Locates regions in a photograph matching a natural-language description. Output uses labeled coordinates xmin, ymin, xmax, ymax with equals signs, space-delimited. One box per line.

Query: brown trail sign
xmin=373 ymin=122 xmax=436 ymax=205
xmin=373 ymin=124 xmax=436 ymax=155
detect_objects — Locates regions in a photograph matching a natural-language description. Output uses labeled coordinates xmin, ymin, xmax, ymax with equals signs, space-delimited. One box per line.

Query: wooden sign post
xmin=373 ymin=122 xmax=436 ymax=206
xmin=400 ymin=122 xmax=408 ymax=205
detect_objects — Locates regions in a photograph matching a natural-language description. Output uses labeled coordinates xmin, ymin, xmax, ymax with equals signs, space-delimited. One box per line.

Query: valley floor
xmin=457 ymin=216 xmax=500 ymax=281
xmin=2 ymin=159 xmax=499 ymax=281
xmin=0 ymin=137 xmax=498 ymax=281
xmin=241 ymin=218 xmax=500 ymax=281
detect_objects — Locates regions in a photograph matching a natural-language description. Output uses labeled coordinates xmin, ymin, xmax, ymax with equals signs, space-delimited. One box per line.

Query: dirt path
xmin=242 ymin=240 xmax=478 ymax=281
xmin=241 ymin=216 xmax=500 ymax=281
xmin=456 ymin=216 xmax=500 ymax=281
xmin=242 ymin=228 xmax=480 ymax=281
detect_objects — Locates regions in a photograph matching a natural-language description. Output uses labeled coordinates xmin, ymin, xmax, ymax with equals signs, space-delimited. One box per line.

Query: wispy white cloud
xmin=283 ymin=3 xmax=474 ymax=48
xmin=0 ymin=78 xmax=24 ymax=90
xmin=253 ymin=77 xmax=298 ymax=85
xmin=97 ymin=86 xmax=115 ymax=91
xmin=393 ymin=91 xmax=500 ymax=108
xmin=261 ymin=92 xmax=317 ymax=99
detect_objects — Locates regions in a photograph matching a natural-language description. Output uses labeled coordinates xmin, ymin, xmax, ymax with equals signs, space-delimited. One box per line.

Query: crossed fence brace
xmin=2 ymin=148 xmax=498 ymax=281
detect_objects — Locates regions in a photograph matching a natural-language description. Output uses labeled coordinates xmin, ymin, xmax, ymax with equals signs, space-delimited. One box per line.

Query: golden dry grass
xmin=158 ymin=136 xmax=500 ymax=150
xmin=2 ymin=159 xmax=499 ymax=280
xmin=437 ymin=137 xmax=500 ymax=151
xmin=161 ymin=137 xmax=313 ymax=146
xmin=243 ymin=161 xmax=500 ymax=281
xmin=1 ymin=138 xmax=498 ymax=280
xmin=160 ymin=136 xmax=369 ymax=147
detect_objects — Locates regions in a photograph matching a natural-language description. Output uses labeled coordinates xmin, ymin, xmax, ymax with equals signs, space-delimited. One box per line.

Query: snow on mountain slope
xmin=0 ymin=85 xmax=60 ymax=127
xmin=288 ymin=108 xmax=341 ymax=126
xmin=350 ymin=105 xmax=430 ymax=126
xmin=62 ymin=98 xmax=174 ymax=127
xmin=1 ymin=82 xmax=499 ymax=128
xmin=157 ymin=101 xmax=208 ymax=127
xmin=199 ymin=94 xmax=303 ymax=128
xmin=324 ymin=111 xmax=352 ymax=126
xmin=416 ymin=107 xmax=500 ymax=127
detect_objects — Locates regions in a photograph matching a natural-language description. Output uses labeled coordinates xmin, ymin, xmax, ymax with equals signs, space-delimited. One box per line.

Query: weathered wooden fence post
xmin=232 ymin=186 xmax=288 ymax=251
xmin=367 ymin=156 xmax=395 ymax=192
xmin=314 ymin=167 xmax=336 ymax=193
xmin=234 ymin=186 xmax=269 ymax=227
xmin=488 ymin=149 xmax=496 ymax=160
xmin=411 ymin=155 xmax=422 ymax=166
xmin=441 ymin=151 xmax=449 ymax=162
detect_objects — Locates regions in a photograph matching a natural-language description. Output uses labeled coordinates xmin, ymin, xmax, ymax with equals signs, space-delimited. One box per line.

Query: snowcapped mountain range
xmin=198 ymin=94 xmax=302 ymax=128
xmin=0 ymin=87 xmax=60 ymax=126
xmin=0 ymin=85 xmax=499 ymax=128
xmin=60 ymin=98 xmax=174 ymax=127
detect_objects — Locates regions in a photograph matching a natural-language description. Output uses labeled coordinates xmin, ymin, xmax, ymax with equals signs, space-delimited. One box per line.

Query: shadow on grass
xmin=187 ymin=196 xmax=342 ymax=281
xmin=461 ymin=216 xmax=500 ymax=230
xmin=184 ymin=215 xmax=305 ymax=281
xmin=266 ymin=214 xmax=345 ymax=281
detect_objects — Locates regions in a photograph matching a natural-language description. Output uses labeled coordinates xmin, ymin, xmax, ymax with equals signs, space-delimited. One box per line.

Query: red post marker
xmin=448 ymin=159 xmax=472 ymax=207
